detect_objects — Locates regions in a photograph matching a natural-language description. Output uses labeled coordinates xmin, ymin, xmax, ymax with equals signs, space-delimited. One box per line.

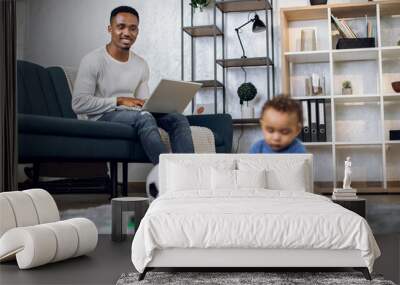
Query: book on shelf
xmin=367 ymin=20 xmax=373 ymax=38
xmin=317 ymin=99 xmax=326 ymax=142
xmin=332 ymin=193 xmax=358 ymax=200
xmin=331 ymin=15 xmax=352 ymax=38
xmin=300 ymin=99 xmax=327 ymax=143
xmin=331 ymin=14 xmax=357 ymax=39
xmin=331 ymin=14 xmax=345 ymax=37
xmin=341 ymin=19 xmax=358 ymax=38
xmin=332 ymin=14 xmax=375 ymax=40
xmin=310 ymin=100 xmax=318 ymax=142
xmin=365 ymin=14 xmax=374 ymax=38
xmin=301 ymin=100 xmax=311 ymax=142
xmin=333 ymin=192 xmax=357 ymax=197
xmin=332 ymin=187 xmax=358 ymax=200
xmin=334 ymin=188 xmax=357 ymax=193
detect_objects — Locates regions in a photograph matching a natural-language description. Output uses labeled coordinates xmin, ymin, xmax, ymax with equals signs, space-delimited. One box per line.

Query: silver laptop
xmin=141 ymin=79 xmax=202 ymax=113
xmin=116 ymin=79 xmax=202 ymax=113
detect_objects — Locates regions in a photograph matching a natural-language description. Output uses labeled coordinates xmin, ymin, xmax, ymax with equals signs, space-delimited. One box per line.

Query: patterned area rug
xmin=60 ymin=204 xmax=112 ymax=234
xmin=116 ymin=271 xmax=395 ymax=285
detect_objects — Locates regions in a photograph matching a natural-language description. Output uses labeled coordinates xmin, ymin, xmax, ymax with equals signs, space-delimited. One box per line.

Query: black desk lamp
xmin=235 ymin=14 xmax=267 ymax=58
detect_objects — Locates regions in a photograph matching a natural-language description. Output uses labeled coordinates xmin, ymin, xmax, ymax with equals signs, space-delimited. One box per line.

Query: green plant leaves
xmin=190 ymin=0 xmax=210 ymax=11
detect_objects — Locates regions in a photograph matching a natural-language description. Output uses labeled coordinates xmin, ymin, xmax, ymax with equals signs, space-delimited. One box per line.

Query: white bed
xmin=131 ymin=154 xmax=380 ymax=280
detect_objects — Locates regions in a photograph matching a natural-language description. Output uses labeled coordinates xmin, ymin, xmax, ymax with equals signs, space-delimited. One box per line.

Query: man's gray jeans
xmin=99 ymin=110 xmax=194 ymax=164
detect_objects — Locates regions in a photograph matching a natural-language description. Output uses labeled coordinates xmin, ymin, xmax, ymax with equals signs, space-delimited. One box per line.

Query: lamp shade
xmin=252 ymin=14 xmax=266 ymax=33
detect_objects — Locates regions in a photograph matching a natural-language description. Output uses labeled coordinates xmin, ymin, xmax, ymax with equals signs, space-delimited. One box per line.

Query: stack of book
xmin=331 ymin=14 xmax=374 ymax=39
xmin=332 ymin=188 xmax=358 ymax=200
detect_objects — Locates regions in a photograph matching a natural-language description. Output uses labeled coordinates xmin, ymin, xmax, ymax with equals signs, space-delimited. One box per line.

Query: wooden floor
xmin=1 ymin=234 xmax=399 ymax=285
xmin=0 ymin=235 xmax=133 ymax=285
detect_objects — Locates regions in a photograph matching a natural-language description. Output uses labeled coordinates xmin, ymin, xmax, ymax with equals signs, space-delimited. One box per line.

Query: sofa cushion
xmin=213 ymin=133 xmax=223 ymax=146
xmin=17 ymin=61 xmax=76 ymax=118
xmin=47 ymin=67 xmax=77 ymax=118
xmin=186 ymin=114 xmax=232 ymax=153
xmin=19 ymin=114 xmax=136 ymax=140
xmin=19 ymin=134 xmax=134 ymax=162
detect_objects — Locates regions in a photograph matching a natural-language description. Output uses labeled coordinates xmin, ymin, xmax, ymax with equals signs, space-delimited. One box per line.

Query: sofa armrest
xmin=186 ymin=114 xmax=233 ymax=153
xmin=18 ymin=114 xmax=135 ymax=140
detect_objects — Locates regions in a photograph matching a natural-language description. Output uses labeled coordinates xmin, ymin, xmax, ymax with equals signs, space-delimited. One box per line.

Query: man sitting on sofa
xmin=72 ymin=6 xmax=194 ymax=164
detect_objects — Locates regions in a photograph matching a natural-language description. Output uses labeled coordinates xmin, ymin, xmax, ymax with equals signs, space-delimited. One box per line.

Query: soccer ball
xmin=146 ymin=165 xmax=159 ymax=201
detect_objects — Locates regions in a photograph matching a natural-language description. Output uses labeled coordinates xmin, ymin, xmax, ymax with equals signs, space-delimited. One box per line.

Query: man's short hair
xmin=110 ymin=6 xmax=139 ymax=23
xmin=261 ymin=95 xmax=303 ymax=125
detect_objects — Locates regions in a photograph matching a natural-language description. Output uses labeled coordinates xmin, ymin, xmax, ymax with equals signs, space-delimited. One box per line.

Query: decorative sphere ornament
xmin=146 ymin=165 xmax=159 ymax=201
xmin=237 ymin=82 xmax=257 ymax=105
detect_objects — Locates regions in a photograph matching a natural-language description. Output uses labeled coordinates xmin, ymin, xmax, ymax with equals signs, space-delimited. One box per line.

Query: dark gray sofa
xmin=17 ymin=60 xmax=233 ymax=197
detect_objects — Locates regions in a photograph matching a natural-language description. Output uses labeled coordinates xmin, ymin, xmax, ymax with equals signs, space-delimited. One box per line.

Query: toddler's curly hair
xmin=261 ymin=95 xmax=303 ymax=125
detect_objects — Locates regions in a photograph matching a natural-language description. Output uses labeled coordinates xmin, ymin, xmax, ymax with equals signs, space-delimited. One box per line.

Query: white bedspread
xmin=131 ymin=190 xmax=380 ymax=273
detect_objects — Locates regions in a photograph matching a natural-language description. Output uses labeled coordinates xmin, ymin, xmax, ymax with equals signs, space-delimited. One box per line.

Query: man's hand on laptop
xmin=117 ymin=97 xmax=145 ymax=107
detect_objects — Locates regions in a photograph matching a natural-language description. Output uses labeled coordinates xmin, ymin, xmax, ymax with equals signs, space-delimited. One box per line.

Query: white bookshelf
xmin=284 ymin=50 xmax=330 ymax=63
xmin=331 ymin=48 xmax=379 ymax=61
xmin=281 ymin=1 xmax=400 ymax=193
xmin=304 ymin=142 xmax=332 ymax=147
xmin=333 ymin=94 xmax=380 ymax=102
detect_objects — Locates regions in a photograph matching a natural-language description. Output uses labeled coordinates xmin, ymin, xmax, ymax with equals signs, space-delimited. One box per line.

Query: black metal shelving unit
xmin=181 ymin=0 xmax=275 ymax=121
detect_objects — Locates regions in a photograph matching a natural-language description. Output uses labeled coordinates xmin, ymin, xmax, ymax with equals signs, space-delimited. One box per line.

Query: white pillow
xmin=238 ymin=158 xmax=308 ymax=191
xmin=167 ymin=160 xmax=235 ymax=192
xmin=237 ymin=169 xmax=267 ymax=189
xmin=211 ymin=168 xmax=236 ymax=190
xmin=211 ymin=169 xmax=267 ymax=190
xmin=266 ymin=161 xmax=307 ymax=191
xmin=167 ymin=163 xmax=209 ymax=191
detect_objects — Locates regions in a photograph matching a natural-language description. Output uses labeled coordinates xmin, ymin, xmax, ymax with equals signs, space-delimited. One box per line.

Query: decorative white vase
xmin=300 ymin=28 xmax=317 ymax=51
xmin=241 ymin=105 xmax=254 ymax=119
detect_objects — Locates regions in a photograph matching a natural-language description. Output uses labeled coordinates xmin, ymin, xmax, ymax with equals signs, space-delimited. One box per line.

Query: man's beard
xmin=122 ymin=47 xmax=130 ymax=51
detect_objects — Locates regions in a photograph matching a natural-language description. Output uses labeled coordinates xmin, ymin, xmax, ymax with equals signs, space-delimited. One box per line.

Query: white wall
xmin=17 ymin=0 xmax=372 ymax=182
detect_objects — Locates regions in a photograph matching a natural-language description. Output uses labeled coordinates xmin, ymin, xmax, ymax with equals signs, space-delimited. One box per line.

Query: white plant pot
xmin=241 ymin=105 xmax=254 ymax=119
xmin=342 ymin=87 xmax=353 ymax=95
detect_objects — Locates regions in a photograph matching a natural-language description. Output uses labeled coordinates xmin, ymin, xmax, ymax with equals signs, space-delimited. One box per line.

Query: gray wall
xmin=16 ymin=0 xmax=369 ymax=182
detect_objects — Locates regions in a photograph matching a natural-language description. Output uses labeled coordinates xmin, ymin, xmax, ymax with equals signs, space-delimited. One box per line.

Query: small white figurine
xmin=343 ymin=156 xmax=352 ymax=189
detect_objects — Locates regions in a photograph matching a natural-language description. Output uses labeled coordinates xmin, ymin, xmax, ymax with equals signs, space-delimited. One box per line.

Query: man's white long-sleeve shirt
xmin=72 ymin=46 xmax=150 ymax=121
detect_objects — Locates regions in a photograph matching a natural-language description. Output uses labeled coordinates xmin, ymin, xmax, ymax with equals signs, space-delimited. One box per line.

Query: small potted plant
xmin=397 ymin=39 xmax=400 ymax=46
xmin=237 ymin=82 xmax=257 ymax=118
xmin=342 ymin=80 xmax=352 ymax=95
xmin=190 ymin=0 xmax=210 ymax=12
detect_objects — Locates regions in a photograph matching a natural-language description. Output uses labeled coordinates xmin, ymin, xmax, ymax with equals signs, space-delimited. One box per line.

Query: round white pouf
xmin=145 ymin=165 xmax=159 ymax=201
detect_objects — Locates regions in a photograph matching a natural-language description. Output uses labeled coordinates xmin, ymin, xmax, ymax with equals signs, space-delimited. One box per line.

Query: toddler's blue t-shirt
xmin=249 ymin=138 xmax=306 ymax=154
